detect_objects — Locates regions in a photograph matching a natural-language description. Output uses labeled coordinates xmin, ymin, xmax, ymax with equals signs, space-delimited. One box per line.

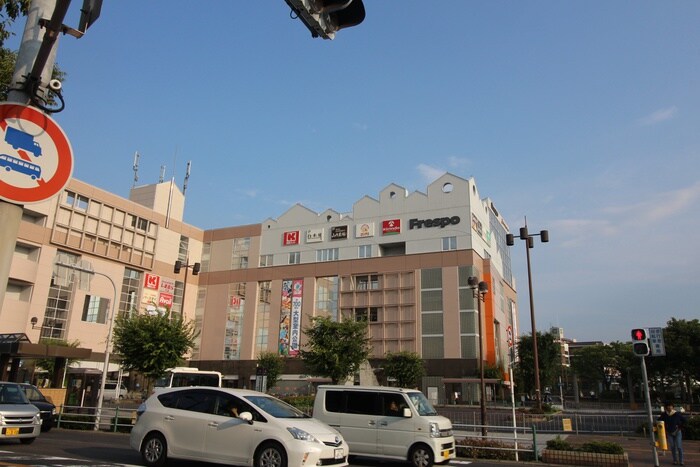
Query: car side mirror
xmin=402 ymin=407 xmax=412 ymax=418
xmin=239 ymin=411 xmax=253 ymax=424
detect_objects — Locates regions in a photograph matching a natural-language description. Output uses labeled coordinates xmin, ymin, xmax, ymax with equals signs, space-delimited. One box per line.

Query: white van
xmin=101 ymin=382 xmax=128 ymax=400
xmin=313 ymin=385 xmax=455 ymax=467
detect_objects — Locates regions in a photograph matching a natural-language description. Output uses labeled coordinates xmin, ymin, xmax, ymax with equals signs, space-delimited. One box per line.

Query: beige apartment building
xmin=1 ymin=172 xmax=518 ymax=404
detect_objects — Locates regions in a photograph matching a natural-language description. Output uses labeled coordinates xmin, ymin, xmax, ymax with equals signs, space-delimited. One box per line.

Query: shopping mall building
xmin=1 ymin=172 xmax=518 ymax=404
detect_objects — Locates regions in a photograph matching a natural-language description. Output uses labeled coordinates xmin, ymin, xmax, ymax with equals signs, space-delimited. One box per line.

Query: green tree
xmin=257 ymin=351 xmax=284 ymax=391
xmin=383 ymin=351 xmax=425 ymax=388
xmin=515 ymin=331 xmax=561 ymax=396
xmin=570 ymin=344 xmax=616 ymax=393
xmin=34 ymin=338 xmax=81 ymax=385
xmin=112 ymin=311 xmax=197 ymax=384
xmin=0 ymin=0 xmax=29 ymax=47
xmin=300 ymin=316 xmax=371 ymax=384
xmin=659 ymin=318 xmax=700 ymax=402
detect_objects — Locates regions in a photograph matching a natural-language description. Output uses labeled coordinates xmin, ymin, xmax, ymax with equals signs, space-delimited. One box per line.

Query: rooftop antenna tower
xmin=183 ymin=161 xmax=191 ymax=195
xmin=132 ymin=152 xmax=140 ymax=188
xmin=159 ymin=165 xmax=166 ymax=183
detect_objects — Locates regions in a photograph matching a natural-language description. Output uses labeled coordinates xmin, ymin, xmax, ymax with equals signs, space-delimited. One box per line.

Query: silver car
xmin=0 ymin=382 xmax=42 ymax=444
xmin=130 ymin=386 xmax=348 ymax=467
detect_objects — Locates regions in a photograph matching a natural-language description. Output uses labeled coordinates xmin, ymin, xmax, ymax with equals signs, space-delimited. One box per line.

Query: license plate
xmin=334 ymin=448 xmax=344 ymax=459
xmin=5 ymin=427 xmax=19 ymax=435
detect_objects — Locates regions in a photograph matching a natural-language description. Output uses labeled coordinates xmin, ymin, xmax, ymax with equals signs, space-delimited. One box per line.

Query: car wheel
xmin=140 ymin=432 xmax=167 ymax=467
xmin=255 ymin=441 xmax=287 ymax=467
xmin=19 ymin=438 xmax=36 ymax=445
xmin=410 ymin=443 xmax=435 ymax=467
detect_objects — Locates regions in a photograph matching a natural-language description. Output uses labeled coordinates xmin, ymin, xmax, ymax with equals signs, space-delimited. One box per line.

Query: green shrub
xmin=56 ymin=413 xmax=93 ymax=430
xmin=684 ymin=415 xmax=700 ymax=440
xmin=580 ymin=441 xmax=624 ymax=454
xmin=546 ymin=436 xmax=574 ymax=451
xmin=456 ymin=437 xmax=534 ymax=461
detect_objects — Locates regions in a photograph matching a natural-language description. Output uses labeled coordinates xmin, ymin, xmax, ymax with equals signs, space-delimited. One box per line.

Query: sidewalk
xmin=563 ymin=434 xmax=699 ymax=467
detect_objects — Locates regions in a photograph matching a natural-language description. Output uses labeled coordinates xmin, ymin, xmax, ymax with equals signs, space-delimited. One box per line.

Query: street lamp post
xmin=506 ymin=221 xmax=549 ymax=411
xmin=54 ymin=260 xmax=116 ymax=431
xmin=468 ymin=276 xmax=489 ymax=437
xmin=173 ymin=258 xmax=200 ymax=316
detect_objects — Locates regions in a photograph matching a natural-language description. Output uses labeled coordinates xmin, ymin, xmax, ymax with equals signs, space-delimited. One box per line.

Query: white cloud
xmin=353 ymin=122 xmax=368 ymax=131
xmin=416 ymin=163 xmax=446 ymax=183
xmin=636 ymin=106 xmax=678 ymax=126
xmin=602 ymin=180 xmax=700 ymax=225
xmin=447 ymin=156 xmax=470 ymax=169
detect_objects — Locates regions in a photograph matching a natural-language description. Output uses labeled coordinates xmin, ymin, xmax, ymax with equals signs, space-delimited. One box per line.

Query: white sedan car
xmin=130 ymin=386 xmax=348 ymax=467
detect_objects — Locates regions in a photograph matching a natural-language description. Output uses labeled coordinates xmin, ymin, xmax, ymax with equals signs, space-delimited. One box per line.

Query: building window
xmin=178 ymin=235 xmax=189 ymax=263
xmin=358 ymin=245 xmax=372 ymax=258
xmin=316 ymin=248 xmax=339 ymax=262
xmin=354 ymin=307 xmax=379 ymax=322
xmin=231 ymin=237 xmax=250 ymax=270
xmin=316 ymin=276 xmax=339 ymax=321
xmin=119 ymin=268 xmax=141 ymax=317
xmin=288 ymin=252 xmax=300 ymax=265
xmin=254 ymin=281 xmax=271 ymax=354
xmin=201 ymin=242 xmax=211 ymax=272
xmin=225 ymin=283 xmax=245 ymax=360
xmin=420 ymin=268 xmax=444 ymax=359
xmin=442 ymin=236 xmax=457 ymax=251
xmin=356 ymin=274 xmax=379 ymax=290
xmin=259 ymin=254 xmax=273 ymax=267
xmin=172 ymin=280 xmax=184 ymax=316
xmin=82 ymin=295 xmax=109 ymax=323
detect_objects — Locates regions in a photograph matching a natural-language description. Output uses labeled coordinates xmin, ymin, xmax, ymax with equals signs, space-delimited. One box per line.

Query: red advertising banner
xmin=283 ymin=230 xmax=300 ymax=245
xmin=382 ymin=219 xmax=401 ymax=235
xmin=144 ymin=273 xmax=160 ymax=290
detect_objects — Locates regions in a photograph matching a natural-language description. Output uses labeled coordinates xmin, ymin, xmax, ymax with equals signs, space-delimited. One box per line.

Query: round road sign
xmin=0 ymin=103 xmax=73 ymax=204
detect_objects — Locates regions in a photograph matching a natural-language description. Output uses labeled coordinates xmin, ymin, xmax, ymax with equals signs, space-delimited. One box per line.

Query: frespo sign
xmin=409 ymin=215 xmax=461 ymax=229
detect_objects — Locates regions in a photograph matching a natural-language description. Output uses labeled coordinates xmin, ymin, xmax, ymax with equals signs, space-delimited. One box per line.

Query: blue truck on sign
xmin=5 ymin=126 xmax=42 ymax=157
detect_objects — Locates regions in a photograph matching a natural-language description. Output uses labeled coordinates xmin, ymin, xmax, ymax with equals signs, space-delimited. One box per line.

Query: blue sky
xmin=7 ymin=1 xmax=699 ymax=343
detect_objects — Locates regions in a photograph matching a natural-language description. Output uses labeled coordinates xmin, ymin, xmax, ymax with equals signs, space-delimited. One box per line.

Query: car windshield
xmin=0 ymin=384 xmax=30 ymax=405
xmin=407 ymin=391 xmax=438 ymax=416
xmin=244 ymin=395 xmax=309 ymax=419
xmin=22 ymin=386 xmax=46 ymax=401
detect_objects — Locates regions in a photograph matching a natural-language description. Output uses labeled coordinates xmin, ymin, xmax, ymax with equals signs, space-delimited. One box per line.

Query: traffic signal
xmin=174 ymin=260 xmax=182 ymax=274
xmin=631 ymin=328 xmax=649 ymax=356
xmin=284 ymin=0 xmax=366 ymax=40
xmin=192 ymin=262 xmax=201 ymax=276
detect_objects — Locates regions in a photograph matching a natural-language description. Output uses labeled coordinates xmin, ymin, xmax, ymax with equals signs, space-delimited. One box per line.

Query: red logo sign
xmin=283 ymin=231 xmax=300 ymax=245
xmin=158 ymin=293 xmax=173 ymax=307
xmin=230 ymin=296 xmax=241 ymax=308
xmin=144 ymin=273 xmax=160 ymax=290
xmin=382 ymin=219 xmax=401 ymax=235
xmin=0 ymin=103 xmax=73 ymax=204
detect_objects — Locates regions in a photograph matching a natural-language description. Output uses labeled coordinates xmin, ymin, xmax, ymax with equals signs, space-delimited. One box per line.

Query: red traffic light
xmin=631 ymin=328 xmax=647 ymax=341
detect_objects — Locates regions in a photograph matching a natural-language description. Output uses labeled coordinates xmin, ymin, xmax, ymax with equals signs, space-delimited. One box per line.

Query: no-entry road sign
xmin=0 ymin=103 xmax=73 ymax=204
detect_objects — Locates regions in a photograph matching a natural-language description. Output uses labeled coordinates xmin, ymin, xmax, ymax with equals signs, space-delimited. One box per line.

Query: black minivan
xmin=19 ymin=384 xmax=56 ymax=432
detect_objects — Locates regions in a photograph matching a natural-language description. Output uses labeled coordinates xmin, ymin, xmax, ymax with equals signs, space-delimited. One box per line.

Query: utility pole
xmin=0 ymin=0 xmax=62 ymax=314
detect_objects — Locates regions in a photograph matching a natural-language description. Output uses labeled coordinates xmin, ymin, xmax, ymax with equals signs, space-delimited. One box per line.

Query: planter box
xmin=541 ymin=448 xmax=629 ymax=467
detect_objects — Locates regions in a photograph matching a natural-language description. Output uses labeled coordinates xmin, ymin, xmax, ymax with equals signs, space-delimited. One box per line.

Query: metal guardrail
xmin=56 ymin=405 xmax=137 ymax=432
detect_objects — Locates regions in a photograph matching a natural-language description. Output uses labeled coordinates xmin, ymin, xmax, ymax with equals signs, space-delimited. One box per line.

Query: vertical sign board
xmin=0 ymin=104 xmax=73 ymax=204
xmin=648 ymin=327 xmax=666 ymax=356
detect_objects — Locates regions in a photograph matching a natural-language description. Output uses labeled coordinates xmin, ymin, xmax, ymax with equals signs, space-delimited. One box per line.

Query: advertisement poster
xmin=290 ymin=279 xmax=303 ymax=356
xmin=279 ymin=280 xmax=292 ymax=355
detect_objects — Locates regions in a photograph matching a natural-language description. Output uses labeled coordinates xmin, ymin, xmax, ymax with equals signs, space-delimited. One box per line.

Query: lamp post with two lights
xmin=468 ymin=276 xmax=489 ymax=437
xmin=506 ymin=222 xmax=549 ymax=411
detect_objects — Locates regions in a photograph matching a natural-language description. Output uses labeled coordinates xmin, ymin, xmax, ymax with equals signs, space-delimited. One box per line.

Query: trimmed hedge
xmin=546 ymin=436 xmax=623 ymax=454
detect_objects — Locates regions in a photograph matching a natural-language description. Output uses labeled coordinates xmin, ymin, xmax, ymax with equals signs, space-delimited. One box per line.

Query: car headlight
xmin=287 ymin=427 xmax=319 ymax=443
xmin=51 ymin=408 xmax=56 ymax=415
xmin=33 ymin=414 xmax=41 ymax=424
xmin=429 ymin=422 xmax=440 ymax=438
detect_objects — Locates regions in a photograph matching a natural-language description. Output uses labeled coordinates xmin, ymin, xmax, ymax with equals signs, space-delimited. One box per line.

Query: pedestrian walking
xmin=658 ymin=401 xmax=686 ymax=465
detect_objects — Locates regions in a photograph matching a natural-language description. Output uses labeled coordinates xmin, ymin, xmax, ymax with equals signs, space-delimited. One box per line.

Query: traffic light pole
xmin=639 ymin=356 xmax=659 ymax=467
